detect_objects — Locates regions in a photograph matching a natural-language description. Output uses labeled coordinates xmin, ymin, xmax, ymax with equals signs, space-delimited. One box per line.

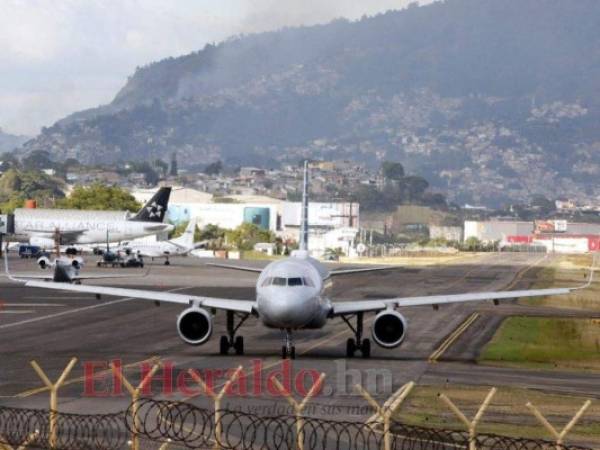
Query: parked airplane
xmin=119 ymin=218 xmax=198 ymax=265
xmin=6 ymin=164 xmax=592 ymax=358
xmin=10 ymin=187 xmax=173 ymax=247
xmin=9 ymin=253 xmax=143 ymax=284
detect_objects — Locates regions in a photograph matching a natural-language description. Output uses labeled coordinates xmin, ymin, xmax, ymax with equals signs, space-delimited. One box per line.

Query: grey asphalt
xmin=0 ymin=252 xmax=598 ymax=421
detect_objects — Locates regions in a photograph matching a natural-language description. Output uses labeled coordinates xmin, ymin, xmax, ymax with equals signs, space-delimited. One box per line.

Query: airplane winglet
xmin=572 ymin=254 xmax=597 ymax=291
xmin=3 ymin=252 xmax=27 ymax=283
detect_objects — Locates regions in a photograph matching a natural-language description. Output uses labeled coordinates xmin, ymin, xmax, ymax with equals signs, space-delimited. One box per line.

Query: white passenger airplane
xmin=7 ymin=163 xmax=592 ymax=358
xmin=10 ymin=252 xmax=143 ymax=284
xmin=11 ymin=187 xmax=173 ymax=247
xmin=118 ymin=218 xmax=198 ymax=265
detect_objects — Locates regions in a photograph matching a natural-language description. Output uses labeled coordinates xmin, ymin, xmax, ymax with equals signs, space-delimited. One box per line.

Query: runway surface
xmin=0 ymin=252 xmax=598 ymax=420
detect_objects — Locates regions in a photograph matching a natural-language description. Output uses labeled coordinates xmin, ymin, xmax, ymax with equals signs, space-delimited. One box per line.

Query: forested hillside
xmin=21 ymin=0 xmax=600 ymax=206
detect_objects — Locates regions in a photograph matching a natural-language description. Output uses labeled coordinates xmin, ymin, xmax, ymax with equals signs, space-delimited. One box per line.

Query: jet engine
xmin=176 ymin=307 xmax=213 ymax=345
xmin=71 ymin=257 xmax=84 ymax=270
xmin=371 ymin=310 xmax=407 ymax=348
xmin=37 ymin=256 xmax=51 ymax=270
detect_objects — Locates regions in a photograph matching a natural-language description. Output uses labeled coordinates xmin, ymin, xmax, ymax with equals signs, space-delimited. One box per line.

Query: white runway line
xmin=0 ymin=310 xmax=35 ymax=314
xmin=24 ymin=296 xmax=100 ymax=300
xmin=2 ymin=303 xmax=66 ymax=307
xmin=0 ymin=286 xmax=192 ymax=330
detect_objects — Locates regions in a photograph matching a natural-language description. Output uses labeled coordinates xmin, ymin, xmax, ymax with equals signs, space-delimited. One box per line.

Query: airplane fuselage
xmin=256 ymin=253 xmax=332 ymax=330
xmin=13 ymin=209 xmax=173 ymax=245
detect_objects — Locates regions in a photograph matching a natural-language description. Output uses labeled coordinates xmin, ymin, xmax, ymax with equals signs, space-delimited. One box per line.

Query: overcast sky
xmin=0 ymin=1 xmax=428 ymax=136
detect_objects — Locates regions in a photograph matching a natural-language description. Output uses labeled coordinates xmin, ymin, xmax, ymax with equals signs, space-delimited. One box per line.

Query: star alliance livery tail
xmin=299 ymin=161 xmax=309 ymax=251
xmin=129 ymin=187 xmax=171 ymax=223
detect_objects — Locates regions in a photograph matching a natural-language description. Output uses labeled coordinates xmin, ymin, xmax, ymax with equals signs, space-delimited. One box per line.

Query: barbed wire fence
xmin=0 ymin=359 xmax=596 ymax=450
xmin=0 ymin=400 xmax=595 ymax=450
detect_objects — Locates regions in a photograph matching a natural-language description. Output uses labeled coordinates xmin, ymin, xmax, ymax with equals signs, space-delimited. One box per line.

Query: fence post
xmin=188 ymin=365 xmax=243 ymax=449
xmin=158 ymin=438 xmax=172 ymax=450
xmin=438 ymin=387 xmax=496 ymax=450
xmin=0 ymin=430 xmax=40 ymax=450
xmin=110 ymin=359 xmax=161 ymax=450
xmin=356 ymin=381 xmax=415 ymax=450
xmin=271 ymin=373 xmax=325 ymax=450
xmin=30 ymin=357 xmax=77 ymax=449
xmin=526 ymin=399 xmax=592 ymax=449
xmin=271 ymin=372 xmax=326 ymax=450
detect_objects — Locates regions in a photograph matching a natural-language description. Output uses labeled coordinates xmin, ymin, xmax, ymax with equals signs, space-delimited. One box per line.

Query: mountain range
xmin=0 ymin=129 xmax=28 ymax=154
xmin=19 ymin=0 xmax=600 ymax=206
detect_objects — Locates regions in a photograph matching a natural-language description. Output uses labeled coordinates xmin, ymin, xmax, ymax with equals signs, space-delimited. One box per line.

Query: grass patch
xmin=480 ymin=317 xmax=600 ymax=371
xmin=522 ymin=254 xmax=600 ymax=311
xmin=393 ymin=384 xmax=600 ymax=446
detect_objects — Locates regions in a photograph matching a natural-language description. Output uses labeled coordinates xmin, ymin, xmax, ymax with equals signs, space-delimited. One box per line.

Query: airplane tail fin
xmin=299 ymin=161 xmax=309 ymax=251
xmin=171 ymin=217 xmax=196 ymax=249
xmin=129 ymin=187 xmax=171 ymax=223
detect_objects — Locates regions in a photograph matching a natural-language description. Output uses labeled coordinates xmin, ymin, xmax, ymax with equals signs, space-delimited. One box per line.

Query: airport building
xmin=466 ymin=219 xmax=600 ymax=253
xmin=132 ymin=187 xmax=359 ymax=256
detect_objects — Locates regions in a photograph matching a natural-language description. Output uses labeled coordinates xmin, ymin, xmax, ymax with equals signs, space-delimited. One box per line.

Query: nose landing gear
xmin=281 ymin=329 xmax=296 ymax=359
xmin=341 ymin=312 xmax=371 ymax=358
xmin=219 ymin=311 xmax=249 ymax=355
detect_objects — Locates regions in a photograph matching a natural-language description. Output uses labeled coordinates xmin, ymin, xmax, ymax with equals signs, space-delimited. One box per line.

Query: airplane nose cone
xmin=258 ymin=290 xmax=319 ymax=328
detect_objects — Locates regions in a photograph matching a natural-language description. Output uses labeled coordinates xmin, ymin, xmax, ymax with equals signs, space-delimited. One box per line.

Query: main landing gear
xmin=341 ymin=312 xmax=371 ymax=358
xmin=281 ymin=329 xmax=296 ymax=359
xmin=219 ymin=311 xmax=249 ymax=355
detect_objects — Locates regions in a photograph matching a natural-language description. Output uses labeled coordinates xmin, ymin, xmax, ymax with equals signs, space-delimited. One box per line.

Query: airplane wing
xmin=329 ymin=266 xmax=395 ymax=276
xmin=24 ymin=229 xmax=88 ymax=240
xmin=205 ymin=262 xmax=263 ymax=273
xmin=331 ymin=286 xmax=578 ymax=316
xmin=332 ymin=256 xmax=597 ymax=316
xmin=4 ymin=253 xmax=255 ymax=314
xmin=22 ymin=280 xmax=256 ymax=314
xmin=7 ymin=273 xmax=55 ymax=280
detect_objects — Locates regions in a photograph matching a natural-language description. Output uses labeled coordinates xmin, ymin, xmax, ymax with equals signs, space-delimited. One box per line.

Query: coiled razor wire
xmin=0 ymin=402 xmax=595 ymax=450
xmin=125 ymin=398 xmax=214 ymax=448
xmin=0 ymin=405 xmax=127 ymax=450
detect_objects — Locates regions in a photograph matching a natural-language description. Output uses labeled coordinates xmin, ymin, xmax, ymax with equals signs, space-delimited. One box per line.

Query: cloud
xmin=0 ymin=0 xmax=431 ymax=135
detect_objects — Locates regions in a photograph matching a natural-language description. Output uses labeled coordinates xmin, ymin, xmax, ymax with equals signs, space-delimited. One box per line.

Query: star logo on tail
xmin=146 ymin=201 xmax=164 ymax=218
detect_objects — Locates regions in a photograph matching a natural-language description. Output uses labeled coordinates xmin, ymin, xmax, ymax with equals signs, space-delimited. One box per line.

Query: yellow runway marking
xmin=428 ymin=312 xmax=480 ymax=363
xmin=428 ymin=255 xmax=546 ymax=364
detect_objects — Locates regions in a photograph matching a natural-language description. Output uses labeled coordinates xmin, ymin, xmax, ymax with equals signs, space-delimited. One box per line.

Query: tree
xmin=399 ymin=176 xmax=429 ymax=203
xmin=22 ymin=150 xmax=54 ymax=171
xmin=56 ymin=184 xmax=141 ymax=211
xmin=197 ymin=223 xmax=226 ymax=241
xmin=530 ymin=195 xmax=555 ymax=215
xmin=169 ymin=152 xmax=178 ymax=177
xmin=381 ymin=161 xmax=405 ymax=180
xmin=462 ymin=237 xmax=482 ymax=252
xmin=204 ymin=160 xmax=223 ymax=175
xmin=225 ymin=223 xmax=275 ymax=251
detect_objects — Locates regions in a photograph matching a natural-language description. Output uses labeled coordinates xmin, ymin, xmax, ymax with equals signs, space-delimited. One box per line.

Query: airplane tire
xmin=346 ymin=338 xmax=356 ymax=358
xmin=164 ymin=260 xmax=170 ymax=266
xmin=281 ymin=346 xmax=287 ymax=359
xmin=290 ymin=346 xmax=296 ymax=360
xmin=361 ymin=339 xmax=371 ymax=359
xmin=220 ymin=336 xmax=230 ymax=355
xmin=234 ymin=336 xmax=244 ymax=355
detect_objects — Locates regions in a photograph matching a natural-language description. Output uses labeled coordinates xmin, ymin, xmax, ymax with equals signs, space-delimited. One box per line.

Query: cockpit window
xmin=272 ymin=277 xmax=287 ymax=286
xmin=288 ymin=277 xmax=303 ymax=286
xmin=263 ymin=276 xmax=315 ymax=287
